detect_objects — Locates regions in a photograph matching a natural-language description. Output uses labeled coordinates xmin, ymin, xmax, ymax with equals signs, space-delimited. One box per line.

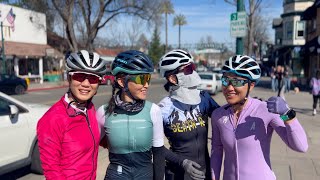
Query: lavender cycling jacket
xmin=210 ymin=97 xmax=308 ymax=180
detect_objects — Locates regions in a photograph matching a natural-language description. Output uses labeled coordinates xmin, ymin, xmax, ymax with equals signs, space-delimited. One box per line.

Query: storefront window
xmin=296 ymin=21 xmax=305 ymax=38
xmin=285 ymin=21 xmax=293 ymax=40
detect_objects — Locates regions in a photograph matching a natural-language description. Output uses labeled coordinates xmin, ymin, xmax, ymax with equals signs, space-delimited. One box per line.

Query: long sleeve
xmin=210 ymin=111 xmax=223 ymax=180
xmin=271 ymin=117 xmax=308 ymax=152
xmin=37 ymin=109 xmax=66 ymax=180
xmin=151 ymin=104 xmax=165 ymax=180
xmin=152 ymin=146 xmax=165 ymax=180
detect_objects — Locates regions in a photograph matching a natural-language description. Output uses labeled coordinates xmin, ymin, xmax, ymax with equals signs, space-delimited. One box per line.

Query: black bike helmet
xmin=66 ymin=50 xmax=107 ymax=76
xmin=111 ymin=50 xmax=154 ymax=75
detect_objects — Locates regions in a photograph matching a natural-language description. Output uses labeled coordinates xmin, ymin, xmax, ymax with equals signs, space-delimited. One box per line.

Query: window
xmin=296 ymin=21 xmax=305 ymax=38
xmin=285 ymin=21 xmax=293 ymax=40
xmin=0 ymin=98 xmax=10 ymax=116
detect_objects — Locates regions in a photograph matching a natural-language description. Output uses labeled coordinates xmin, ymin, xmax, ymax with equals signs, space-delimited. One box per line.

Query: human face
xmin=68 ymin=72 xmax=100 ymax=103
xmin=222 ymin=73 xmax=254 ymax=105
xmin=117 ymin=74 xmax=151 ymax=102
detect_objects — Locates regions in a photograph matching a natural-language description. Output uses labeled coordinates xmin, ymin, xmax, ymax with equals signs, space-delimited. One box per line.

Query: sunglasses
xmin=221 ymin=77 xmax=249 ymax=87
xmin=128 ymin=74 xmax=152 ymax=85
xmin=177 ymin=63 xmax=196 ymax=75
xmin=69 ymin=72 xmax=102 ymax=84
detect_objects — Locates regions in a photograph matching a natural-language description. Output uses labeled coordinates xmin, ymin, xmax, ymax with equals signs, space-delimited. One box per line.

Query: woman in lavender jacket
xmin=210 ymin=55 xmax=308 ymax=180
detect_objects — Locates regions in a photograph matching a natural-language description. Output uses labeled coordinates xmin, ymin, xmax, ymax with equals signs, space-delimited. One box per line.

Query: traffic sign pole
xmin=236 ymin=0 xmax=244 ymax=55
xmin=1 ymin=21 xmax=6 ymax=74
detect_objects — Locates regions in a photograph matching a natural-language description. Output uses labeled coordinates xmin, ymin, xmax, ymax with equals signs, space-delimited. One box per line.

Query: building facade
xmin=272 ymin=0 xmax=314 ymax=80
xmin=301 ymin=0 xmax=320 ymax=79
xmin=0 ymin=4 xmax=63 ymax=83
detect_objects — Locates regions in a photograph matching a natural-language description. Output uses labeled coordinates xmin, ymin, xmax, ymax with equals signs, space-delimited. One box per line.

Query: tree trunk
xmin=165 ymin=13 xmax=168 ymax=52
xmin=248 ymin=0 xmax=255 ymax=56
xmin=178 ymin=25 xmax=181 ymax=48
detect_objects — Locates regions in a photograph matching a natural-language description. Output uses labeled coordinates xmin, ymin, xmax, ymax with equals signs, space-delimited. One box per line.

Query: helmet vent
xmin=179 ymin=59 xmax=189 ymax=63
xmin=166 ymin=54 xmax=184 ymax=58
xmin=161 ymin=59 xmax=176 ymax=66
xmin=70 ymin=57 xmax=85 ymax=70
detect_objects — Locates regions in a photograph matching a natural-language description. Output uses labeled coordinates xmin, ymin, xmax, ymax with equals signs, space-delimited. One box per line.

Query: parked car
xmin=209 ymin=67 xmax=223 ymax=78
xmin=100 ymin=72 xmax=115 ymax=85
xmin=198 ymin=72 xmax=222 ymax=95
xmin=0 ymin=74 xmax=29 ymax=95
xmin=0 ymin=92 xmax=49 ymax=175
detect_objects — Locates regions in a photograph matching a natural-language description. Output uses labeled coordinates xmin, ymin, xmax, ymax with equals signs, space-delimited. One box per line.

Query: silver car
xmin=0 ymin=92 xmax=49 ymax=175
xmin=198 ymin=72 xmax=222 ymax=95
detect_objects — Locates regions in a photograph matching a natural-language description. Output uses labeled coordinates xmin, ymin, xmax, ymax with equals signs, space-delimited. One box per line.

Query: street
xmin=1 ymin=77 xmax=320 ymax=180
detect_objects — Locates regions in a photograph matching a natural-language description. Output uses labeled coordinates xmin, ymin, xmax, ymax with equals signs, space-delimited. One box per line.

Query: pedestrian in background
xmin=37 ymin=50 xmax=107 ymax=179
xmin=275 ymin=65 xmax=286 ymax=98
xmin=96 ymin=50 xmax=165 ymax=180
xmin=158 ymin=49 xmax=220 ymax=180
xmin=284 ymin=65 xmax=293 ymax=93
xmin=270 ymin=66 xmax=276 ymax=92
xmin=310 ymin=70 xmax=320 ymax=115
xmin=210 ymin=55 xmax=308 ymax=180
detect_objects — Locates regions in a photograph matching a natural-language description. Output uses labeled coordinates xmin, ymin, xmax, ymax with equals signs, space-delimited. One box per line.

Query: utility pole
xmin=1 ymin=21 xmax=6 ymax=74
xmin=236 ymin=0 xmax=245 ymax=55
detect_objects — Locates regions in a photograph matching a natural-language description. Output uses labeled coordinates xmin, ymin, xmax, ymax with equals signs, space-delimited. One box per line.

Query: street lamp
xmin=0 ymin=21 xmax=6 ymax=74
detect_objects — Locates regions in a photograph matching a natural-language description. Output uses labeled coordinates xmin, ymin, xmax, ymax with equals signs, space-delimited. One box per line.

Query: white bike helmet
xmin=222 ymin=55 xmax=261 ymax=82
xmin=66 ymin=50 xmax=107 ymax=76
xmin=159 ymin=49 xmax=194 ymax=77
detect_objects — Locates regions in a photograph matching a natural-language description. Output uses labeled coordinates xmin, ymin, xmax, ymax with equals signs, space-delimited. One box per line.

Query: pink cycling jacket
xmin=37 ymin=95 xmax=100 ymax=180
xmin=210 ymin=97 xmax=308 ymax=180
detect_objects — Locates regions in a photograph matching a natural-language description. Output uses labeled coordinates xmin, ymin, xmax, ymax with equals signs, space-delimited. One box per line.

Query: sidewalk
xmin=27 ymin=81 xmax=69 ymax=91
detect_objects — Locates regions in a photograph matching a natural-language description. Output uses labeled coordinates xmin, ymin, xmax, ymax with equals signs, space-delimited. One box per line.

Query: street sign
xmin=230 ymin=11 xmax=247 ymax=37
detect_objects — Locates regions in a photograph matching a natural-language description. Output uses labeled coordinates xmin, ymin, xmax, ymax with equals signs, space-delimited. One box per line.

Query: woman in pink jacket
xmin=37 ymin=50 xmax=107 ymax=180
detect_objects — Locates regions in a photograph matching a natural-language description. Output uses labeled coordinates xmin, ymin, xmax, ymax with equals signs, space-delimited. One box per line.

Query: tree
xmin=148 ymin=27 xmax=164 ymax=66
xmin=50 ymin=0 xmax=162 ymax=51
xmin=160 ymin=0 xmax=174 ymax=52
xmin=173 ymin=14 xmax=187 ymax=49
xmin=136 ymin=33 xmax=149 ymax=51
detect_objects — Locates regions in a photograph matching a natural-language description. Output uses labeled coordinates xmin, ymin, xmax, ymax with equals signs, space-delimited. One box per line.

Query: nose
xmin=81 ymin=78 xmax=91 ymax=86
xmin=143 ymin=81 xmax=150 ymax=88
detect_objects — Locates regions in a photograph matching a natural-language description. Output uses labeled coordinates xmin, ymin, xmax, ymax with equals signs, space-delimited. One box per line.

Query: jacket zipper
xmin=86 ymin=114 xmax=96 ymax=180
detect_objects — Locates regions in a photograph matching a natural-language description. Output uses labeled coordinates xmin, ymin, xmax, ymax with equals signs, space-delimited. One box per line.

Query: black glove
xmin=182 ymin=159 xmax=206 ymax=180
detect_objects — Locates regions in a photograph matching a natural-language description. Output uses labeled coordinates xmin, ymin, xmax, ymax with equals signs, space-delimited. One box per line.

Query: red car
xmin=100 ymin=72 xmax=115 ymax=85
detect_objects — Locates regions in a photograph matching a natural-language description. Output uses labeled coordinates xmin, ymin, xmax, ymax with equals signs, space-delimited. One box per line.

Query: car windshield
xmin=199 ymin=74 xmax=212 ymax=80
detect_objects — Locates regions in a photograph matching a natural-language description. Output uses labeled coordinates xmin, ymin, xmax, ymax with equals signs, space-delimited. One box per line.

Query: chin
xmin=225 ymin=99 xmax=239 ymax=105
xmin=76 ymin=94 xmax=93 ymax=103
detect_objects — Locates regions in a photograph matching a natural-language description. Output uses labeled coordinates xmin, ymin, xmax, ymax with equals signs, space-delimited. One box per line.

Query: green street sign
xmin=230 ymin=13 xmax=237 ymax=21
xmin=230 ymin=11 xmax=247 ymax=37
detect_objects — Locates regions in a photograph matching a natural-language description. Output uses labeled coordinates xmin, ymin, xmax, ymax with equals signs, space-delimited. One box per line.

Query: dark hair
xmin=105 ymin=84 xmax=117 ymax=115
xmin=104 ymin=73 xmax=126 ymax=115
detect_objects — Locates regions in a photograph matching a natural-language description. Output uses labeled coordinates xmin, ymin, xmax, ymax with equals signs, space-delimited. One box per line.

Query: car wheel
xmin=14 ymin=85 xmax=26 ymax=94
xmin=30 ymin=142 xmax=43 ymax=174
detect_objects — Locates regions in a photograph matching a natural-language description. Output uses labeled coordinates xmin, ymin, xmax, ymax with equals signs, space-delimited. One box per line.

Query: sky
xmin=160 ymin=0 xmax=283 ymax=49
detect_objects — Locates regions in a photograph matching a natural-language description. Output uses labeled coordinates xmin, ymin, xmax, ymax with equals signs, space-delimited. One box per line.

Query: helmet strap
xmin=123 ymin=76 xmax=138 ymax=102
xmin=67 ymin=90 xmax=88 ymax=110
xmin=231 ymin=81 xmax=251 ymax=109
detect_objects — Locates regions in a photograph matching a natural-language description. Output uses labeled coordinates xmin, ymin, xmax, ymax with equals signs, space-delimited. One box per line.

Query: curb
xmin=27 ymin=85 xmax=69 ymax=92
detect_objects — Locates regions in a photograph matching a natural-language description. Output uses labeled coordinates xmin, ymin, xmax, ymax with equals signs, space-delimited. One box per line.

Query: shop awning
xmin=301 ymin=0 xmax=320 ymax=20
xmin=302 ymin=36 xmax=320 ymax=54
xmin=0 ymin=41 xmax=63 ymax=59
